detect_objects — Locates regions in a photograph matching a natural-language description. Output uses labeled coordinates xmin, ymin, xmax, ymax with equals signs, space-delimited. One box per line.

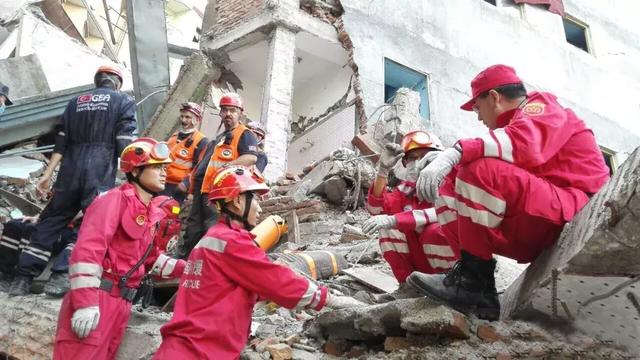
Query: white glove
xmin=416 ymin=147 xmax=462 ymax=203
xmin=326 ymin=294 xmax=365 ymax=309
xmin=415 ymin=150 xmax=442 ymax=170
xmin=71 ymin=306 xmax=100 ymax=338
xmin=377 ymin=143 xmax=404 ymax=176
xmin=362 ymin=215 xmax=397 ymax=235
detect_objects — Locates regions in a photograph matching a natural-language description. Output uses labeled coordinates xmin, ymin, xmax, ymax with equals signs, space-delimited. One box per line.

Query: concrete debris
xmin=339 ymin=224 xmax=368 ymax=243
xmin=341 ymin=267 xmax=399 ymax=294
xmin=0 ymin=156 xmax=44 ymax=187
xmin=143 ymin=52 xmax=222 ymax=140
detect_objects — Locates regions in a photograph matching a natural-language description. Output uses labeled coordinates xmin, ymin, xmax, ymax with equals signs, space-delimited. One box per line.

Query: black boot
xmin=407 ymin=251 xmax=500 ymax=320
xmin=8 ymin=275 xmax=33 ymax=297
xmin=44 ymin=272 xmax=70 ymax=298
xmin=0 ymin=272 xmax=13 ymax=293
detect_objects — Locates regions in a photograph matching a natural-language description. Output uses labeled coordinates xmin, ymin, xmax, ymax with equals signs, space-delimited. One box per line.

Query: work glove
xmin=362 ymin=215 xmax=397 ymax=235
xmin=415 ymin=150 xmax=442 ymax=170
xmin=416 ymin=147 xmax=462 ymax=203
xmin=71 ymin=306 xmax=100 ymax=338
xmin=326 ymin=294 xmax=365 ymax=309
xmin=377 ymin=143 xmax=404 ymax=177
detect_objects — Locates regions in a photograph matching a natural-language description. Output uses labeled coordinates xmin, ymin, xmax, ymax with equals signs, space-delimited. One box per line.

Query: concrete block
xmin=0 ymin=156 xmax=44 ymax=186
xmin=501 ymin=147 xmax=640 ymax=355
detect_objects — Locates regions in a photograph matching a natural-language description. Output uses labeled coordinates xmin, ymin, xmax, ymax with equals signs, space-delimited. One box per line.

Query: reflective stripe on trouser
xmin=0 ymin=220 xmax=34 ymax=274
xmin=436 ymin=158 xmax=567 ymax=263
xmin=53 ymin=290 xmax=132 ymax=360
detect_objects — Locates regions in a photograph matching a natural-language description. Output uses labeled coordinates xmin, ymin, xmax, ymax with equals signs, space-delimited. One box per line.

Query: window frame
xmin=562 ymin=15 xmax=593 ymax=54
xmin=383 ymin=57 xmax=432 ymax=121
xmin=600 ymin=146 xmax=617 ymax=175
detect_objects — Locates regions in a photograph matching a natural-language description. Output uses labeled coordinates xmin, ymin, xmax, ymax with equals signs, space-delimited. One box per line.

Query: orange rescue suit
xmin=200 ymin=124 xmax=247 ymax=193
xmin=166 ymin=130 xmax=205 ymax=185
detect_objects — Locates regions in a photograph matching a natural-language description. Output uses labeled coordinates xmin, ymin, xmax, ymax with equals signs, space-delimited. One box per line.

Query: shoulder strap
xmin=118 ymin=237 xmax=155 ymax=288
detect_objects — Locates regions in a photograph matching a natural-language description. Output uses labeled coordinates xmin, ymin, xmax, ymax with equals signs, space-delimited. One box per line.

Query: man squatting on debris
xmin=363 ymin=130 xmax=459 ymax=298
xmin=154 ymin=166 xmax=364 ymax=359
xmin=407 ymin=64 xmax=610 ymax=320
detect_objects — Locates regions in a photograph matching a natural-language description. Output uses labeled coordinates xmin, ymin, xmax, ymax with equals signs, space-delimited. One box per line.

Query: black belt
xmin=99 ymin=278 xmax=138 ymax=303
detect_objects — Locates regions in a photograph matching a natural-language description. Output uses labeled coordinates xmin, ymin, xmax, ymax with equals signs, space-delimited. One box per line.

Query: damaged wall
xmin=340 ymin=0 xmax=640 ymax=159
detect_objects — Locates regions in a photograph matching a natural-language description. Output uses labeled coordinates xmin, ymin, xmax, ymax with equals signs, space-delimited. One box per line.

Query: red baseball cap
xmin=460 ymin=64 xmax=523 ymax=111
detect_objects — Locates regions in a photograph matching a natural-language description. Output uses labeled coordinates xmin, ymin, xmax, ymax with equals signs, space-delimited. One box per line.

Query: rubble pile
xmin=0 ymin=147 xmax=49 ymax=224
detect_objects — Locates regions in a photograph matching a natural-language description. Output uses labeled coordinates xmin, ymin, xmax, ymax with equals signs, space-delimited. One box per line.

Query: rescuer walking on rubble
xmin=160 ymin=102 xmax=209 ymax=203
xmin=154 ymin=165 xmax=363 ymax=359
xmin=53 ymin=138 xmax=185 ymax=360
xmin=179 ymin=93 xmax=259 ymax=258
xmin=363 ymin=130 xmax=458 ymax=296
xmin=408 ymin=64 xmax=610 ymax=320
xmin=7 ymin=65 xmax=138 ymax=296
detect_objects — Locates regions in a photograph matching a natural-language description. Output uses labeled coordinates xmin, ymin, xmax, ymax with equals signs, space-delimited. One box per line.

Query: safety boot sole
xmin=407 ymin=274 xmax=500 ymax=321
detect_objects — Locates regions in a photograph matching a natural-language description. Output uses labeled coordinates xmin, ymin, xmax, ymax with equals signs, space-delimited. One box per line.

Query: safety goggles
xmin=401 ymin=131 xmax=434 ymax=149
xmin=135 ymin=141 xmax=171 ymax=160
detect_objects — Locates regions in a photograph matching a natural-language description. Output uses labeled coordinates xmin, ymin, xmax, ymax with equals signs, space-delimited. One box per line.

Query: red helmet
xmin=219 ymin=93 xmax=244 ymax=110
xmin=151 ymin=196 xmax=181 ymax=252
xmin=95 ymin=65 xmax=124 ymax=83
xmin=401 ymin=130 xmax=444 ymax=153
xmin=180 ymin=102 xmax=203 ymax=119
xmin=246 ymin=121 xmax=266 ymax=139
xmin=208 ymin=166 xmax=269 ymax=202
xmin=120 ymin=137 xmax=172 ymax=173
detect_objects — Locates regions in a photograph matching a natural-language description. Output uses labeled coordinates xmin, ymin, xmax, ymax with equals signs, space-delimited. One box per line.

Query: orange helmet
xmin=95 ymin=65 xmax=124 ymax=83
xmin=180 ymin=102 xmax=203 ymax=119
xmin=401 ymin=130 xmax=444 ymax=153
xmin=120 ymin=138 xmax=172 ymax=173
xmin=219 ymin=93 xmax=243 ymax=110
xmin=151 ymin=196 xmax=181 ymax=252
xmin=207 ymin=166 xmax=269 ymax=202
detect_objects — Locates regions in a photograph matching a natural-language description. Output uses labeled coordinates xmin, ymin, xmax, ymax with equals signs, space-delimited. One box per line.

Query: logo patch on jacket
xmin=522 ymin=103 xmax=545 ymax=116
xmin=136 ymin=215 xmax=146 ymax=225
xmin=222 ymin=149 xmax=232 ymax=158
xmin=179 ymin=149 xmax=189 ymax=157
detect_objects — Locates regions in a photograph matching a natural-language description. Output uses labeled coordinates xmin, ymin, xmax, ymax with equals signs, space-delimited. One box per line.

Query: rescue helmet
xmin=95 ymin=65 xmax=124 ymax=84
xmin=151 ymin=196 xmax=181 ymax=252
xmin=207 ymin=166 xmax=269 ymax=202
xmin=120 ymin=137 xmax=172 ymax=173
xmin=401 ymin=130 xmax=444 ymax=153
xmin=180 ymin=102 xmax=203 ymax=119
xmin=246 ymin=121 xmax=266 ymax=140
xmin=219 ymin=93 xmax=244 ymax=111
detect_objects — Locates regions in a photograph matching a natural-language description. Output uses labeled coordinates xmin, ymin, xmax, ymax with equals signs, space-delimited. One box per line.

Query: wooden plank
xmin=286 ymin=210 xmax=300 ymax=244
xmin=341 ymin=267 xmax=399 ymax=294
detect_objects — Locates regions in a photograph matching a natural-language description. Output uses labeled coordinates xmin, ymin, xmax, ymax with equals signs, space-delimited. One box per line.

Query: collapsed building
xmin=1 ymin=0 xmax=640 ymax=359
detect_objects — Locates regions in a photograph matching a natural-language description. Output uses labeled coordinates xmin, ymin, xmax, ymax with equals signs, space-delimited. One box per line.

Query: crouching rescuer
xmin=154 ymin=166 xmax=363 ymax=359
xmin=53 ymin=138 xmax=186 ymax=360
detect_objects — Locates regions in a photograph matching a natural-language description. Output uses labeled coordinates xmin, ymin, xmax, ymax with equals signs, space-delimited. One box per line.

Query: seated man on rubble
xmin=53 ymin=138 xmax=186 ymax=360
xmin=363 ymin=130 xmax=459 ymax=298
xmin=154 ymin=166 xmax=363 ymax=360
xmin=408 ymin=64 xmax=610 ymax=321
xmin=0 ymin=212 xmax=82 ymax=297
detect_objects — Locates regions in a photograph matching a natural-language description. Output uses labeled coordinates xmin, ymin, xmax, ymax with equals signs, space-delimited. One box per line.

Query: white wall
xmin=341 ymin=0 xmax=640 ymax=162
xmin=292 ymin=65 xmax=353 ymax=121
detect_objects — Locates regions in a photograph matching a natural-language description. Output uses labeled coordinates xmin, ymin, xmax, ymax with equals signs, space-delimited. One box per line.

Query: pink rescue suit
xmin=53 ymin=183 xmax=185 ymax=360
xmin=367 ymin=181 xmax=459 ymax=283
xmin=436 ymin=91 xmax=610 ymax=262
xmin=154 ymin=219 xmax=328 ymax=360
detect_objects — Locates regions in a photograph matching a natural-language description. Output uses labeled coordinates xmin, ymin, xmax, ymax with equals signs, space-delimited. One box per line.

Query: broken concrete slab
xmin=0 ymin=156 xmax=44 ymax=186
xmin=0 ymin=295 xmax=168 ymax=360
xmin=341 ymin=267 xmax=399 ymax=294
xmin=143 ymin=52 xmax=221 ymax=140
xmin=501 ymin=146 xmax=640 ymax=355
xmin=339 ymin=224 xmax=368 ymax=243
xmin=314 ymin=297 xmax=469 ymax=342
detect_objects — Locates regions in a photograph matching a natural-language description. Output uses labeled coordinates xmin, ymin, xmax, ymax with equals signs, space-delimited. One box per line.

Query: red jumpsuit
xmin=367 ymin=181 xmax=459 ymax=283
xmin=436 ymin=91 xmax=610 ymax=262
xmin=154 ymin=219 xmax=328 ymax=360
xmin=53 ymin=183 xmax=185 ymax=360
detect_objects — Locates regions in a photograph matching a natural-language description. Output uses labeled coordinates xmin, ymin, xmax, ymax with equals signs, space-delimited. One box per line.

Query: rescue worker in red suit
xmin=8 ymin=65 xmax=137 ymax=296
xmin=407 ymin=65 xmax=610 ymax=320
xmin=179 ymin=93 xmax=259 ymax=258
xmin=159 ymin=102 xmax=209 ymax=203
xmin=362 ymin=131 xmax=458 ymax=298
xmin=53 ymin=138 xmax=186 ymax=360
xmin=154 ymin=166 xmax=363 ymax=360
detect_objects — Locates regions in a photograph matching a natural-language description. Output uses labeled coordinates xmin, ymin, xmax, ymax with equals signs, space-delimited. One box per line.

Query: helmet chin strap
xmin=132 ymin=167 xmax=158 ymax=196
xmin=221 ymin=192 xmax=254 ymax=229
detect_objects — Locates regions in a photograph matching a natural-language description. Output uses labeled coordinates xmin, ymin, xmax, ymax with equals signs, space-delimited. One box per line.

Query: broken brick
xmin=266 ymin=343 xmax=293 ymax=360
xmin=346 ymin=345 xmax=367 ymax=358
xmin=253 ymin=337 xmax=280 ymax=353
xmin=351 ymin=134 xmax=381 ymax=164
xmin=477 ymin=324 xmax=503 ymax=343
xmin=383 ymin=337 xmax=429 ymax=351
xmin=323 ymin=339 xmax=350 ymax=356
xmin=496 ymin=353 xmax=512 ymax=360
